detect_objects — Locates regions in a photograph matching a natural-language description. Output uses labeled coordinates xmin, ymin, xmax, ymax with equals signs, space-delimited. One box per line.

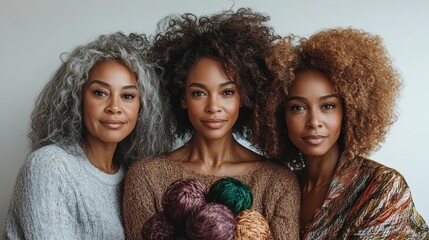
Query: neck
xmin=184 ymin=133 xmax=240 ymax=167
xmin=169 ymin=130 xmax=263 ymax=176
xmin=302 ymin=144 xmax=340 ymax=192
xmin=84 ymin=137 xmax=118 ymax=174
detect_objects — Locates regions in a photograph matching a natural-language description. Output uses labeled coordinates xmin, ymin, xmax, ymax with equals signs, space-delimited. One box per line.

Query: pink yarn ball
xmin=162 ymin=179 xmax=207 ymax=225
xmin=141 ymin=212 xmax=175 ymax=240
xmin=186 ymin=203 xmax=237 ymax=240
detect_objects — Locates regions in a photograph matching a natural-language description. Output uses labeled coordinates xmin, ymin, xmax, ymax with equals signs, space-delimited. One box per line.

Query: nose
xmin=205 ymin=95 xmax=221 ymax=113
xmin=105 ymin=96 xmax=122 ymax=114
xmin=306 ymin=109 xmax=322 ymax=129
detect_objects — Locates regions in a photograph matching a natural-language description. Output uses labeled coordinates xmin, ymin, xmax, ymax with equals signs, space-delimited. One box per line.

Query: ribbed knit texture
xmin=123 ymin=157 xmax=300 ymax=240
xmin=4 ymin=144 xmax=125 ymax=240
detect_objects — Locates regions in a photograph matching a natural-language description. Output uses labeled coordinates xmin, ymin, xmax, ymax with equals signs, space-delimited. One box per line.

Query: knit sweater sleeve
xmin=123 ymin=160 xmax=156 ymax=240
xmin=4 ymin=147 xmax=79 ymax=240
xmin=269 ymin=168 xmax=301 ymax=239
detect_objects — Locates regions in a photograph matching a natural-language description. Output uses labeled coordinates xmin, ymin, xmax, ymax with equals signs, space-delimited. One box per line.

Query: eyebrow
xmin=87 ymin=80 xmax=138 ymax=90
xmin=287 ymin=94 xmax=338 ymax=102
xmin=188 ymin=81 xmax=235 ymax=89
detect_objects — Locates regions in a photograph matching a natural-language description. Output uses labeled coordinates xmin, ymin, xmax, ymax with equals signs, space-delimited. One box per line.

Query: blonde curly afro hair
xmin=254 ymin=28 xmax=402 ymax=166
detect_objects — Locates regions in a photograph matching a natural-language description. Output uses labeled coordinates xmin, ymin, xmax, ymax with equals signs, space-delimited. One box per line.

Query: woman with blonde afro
xmin=254 ymin=28 xmax=428 ymax=239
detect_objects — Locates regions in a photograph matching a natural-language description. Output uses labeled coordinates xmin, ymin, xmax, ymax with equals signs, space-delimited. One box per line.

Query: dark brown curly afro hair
xmin=149 ymin=8 xmax=280 ymax=141
xmin=254 ymin=28 xmax=402 ymax=166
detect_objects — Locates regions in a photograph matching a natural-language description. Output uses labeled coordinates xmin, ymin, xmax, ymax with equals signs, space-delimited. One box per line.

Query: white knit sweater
xmin=4 ymin=144 xmax=125 ymax=240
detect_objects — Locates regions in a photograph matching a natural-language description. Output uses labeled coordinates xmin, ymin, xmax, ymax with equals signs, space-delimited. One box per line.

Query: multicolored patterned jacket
xmin=300 ymin=156 xmax=428 ymax=239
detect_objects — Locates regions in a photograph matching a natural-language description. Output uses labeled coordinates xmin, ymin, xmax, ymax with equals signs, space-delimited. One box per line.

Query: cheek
xmin=127 ymin=103 xmax=141 ymax=123
xmin=331 ymin=110 xmax=343 ymax=132
xmin=285 ymin=115 xmax=303 ymax=141
xmin=225 ymin=98 xmax=240 ymax=115
xmin=285 ymin=114 xmax=301 ymax=131
xmin=333 ymin=116 xmax=343 ymax=135
xmin=82 ymin=98 xmax=98 ymax=124
xmin=185 ymin=101 xmax=200 ymax=117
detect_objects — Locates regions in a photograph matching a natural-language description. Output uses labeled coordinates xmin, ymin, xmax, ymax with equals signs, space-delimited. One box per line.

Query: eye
xmin=122 ymin=93 xmax=137 ymax=100
xmin=322 ymin=103 xmax=335 ymax=110
xmin=191 ymin=91 xmax=205 ymax=97
xmin=290 ymin=104 xmax=305 ymax=111
xmin=93 ymin=90 xmax=108 ymax=97
xmin=222 ymin=89 xmax=235 ymax=96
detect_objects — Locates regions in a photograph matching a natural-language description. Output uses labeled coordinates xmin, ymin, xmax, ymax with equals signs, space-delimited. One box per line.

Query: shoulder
xmin=253 ymin=160 xmax=299 ymax=190
xmin=128 ymin=155 xmax=171 ymax=173
xmin=350 ymin=157 xmax=412 ymax=201
xmin=360 ymin=158 xmax=407 ymax=187
xmin=12 ymin=145 xmax=77 ymax=200
xmin=29 ymin=144 xmax=71 ymax=159
xmin=125 ymin=155 xmax=174 ymax=182
xmin=258 ymin=160 xmax=296 ymax=178
xmin=23 ymin=144 xmax=76 ymax=176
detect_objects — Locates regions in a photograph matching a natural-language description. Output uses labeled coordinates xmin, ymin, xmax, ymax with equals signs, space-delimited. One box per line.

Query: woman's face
xmin=181 ymin=57 xmax=240 ymax=140
xmin=82 ymin=60 xmax=140 ymax=146
xmin=285 ymin=71 xmax=343 ymax=158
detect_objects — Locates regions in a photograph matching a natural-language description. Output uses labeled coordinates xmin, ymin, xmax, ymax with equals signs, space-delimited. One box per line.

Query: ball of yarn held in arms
xmin=186 ymin=203 xmax=237 ymax=240
xmin=234 ymin=210 xmax=271 ymax=240
xmin=162 ymin=179 xmax=207 ymax=225
xmin=207 ymin=177 xmax=253 ymax=215
xmin=141 ymin=212 xmax=175 ymax=240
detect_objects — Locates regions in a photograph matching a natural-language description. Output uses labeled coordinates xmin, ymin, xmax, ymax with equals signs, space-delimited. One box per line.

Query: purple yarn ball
xmin=141 ymin=212 xmax=175 ymax=240
xmin=186 ymin=203 xmax=237 ymax=240
xmin=162 ymin=179 xmax=207 ymax=225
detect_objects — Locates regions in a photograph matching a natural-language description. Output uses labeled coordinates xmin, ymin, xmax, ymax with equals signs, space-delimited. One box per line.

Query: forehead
xmin=186 ymin=57 xmax=230 ymax=84
xmin=89 ymin=60 xmax=135 ymax=78
xmin=289 ymin=71 xmax=334 ymax=96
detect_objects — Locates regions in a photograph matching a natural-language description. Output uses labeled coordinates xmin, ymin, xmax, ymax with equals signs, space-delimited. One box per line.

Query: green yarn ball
xmin=207 ymin=177 xmax=253 ymax=215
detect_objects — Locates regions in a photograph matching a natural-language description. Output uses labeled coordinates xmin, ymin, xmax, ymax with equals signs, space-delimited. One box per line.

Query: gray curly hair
xmin=29 ymin=32 xmax=173 ymax=167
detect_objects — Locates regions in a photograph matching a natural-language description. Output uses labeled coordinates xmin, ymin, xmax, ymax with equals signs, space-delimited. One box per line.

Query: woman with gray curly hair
xmin=4 ymin=32 xmax=173 ymax=239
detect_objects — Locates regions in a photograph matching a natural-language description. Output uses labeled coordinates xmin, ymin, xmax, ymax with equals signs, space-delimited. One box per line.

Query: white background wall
xmin=1 ymin=0 xmax=428 ymax=234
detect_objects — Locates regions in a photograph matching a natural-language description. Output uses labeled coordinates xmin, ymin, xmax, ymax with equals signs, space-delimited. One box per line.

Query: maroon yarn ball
xmin=186 ymin=203 xmax=237 ymax=240
xmin=141 ymin=212 xmax=175 ymax=240
xmin=162 ymin=179 xmax=207 ymax=225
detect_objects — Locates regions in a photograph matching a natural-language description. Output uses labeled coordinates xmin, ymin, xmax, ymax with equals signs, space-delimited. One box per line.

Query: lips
xmin=201 ymin=119 xmax=227 ymax=129
xmin=302 ymin=135 xmax=327 ymax=145
xmin=100 ymin=120 xmax=126 ymax=129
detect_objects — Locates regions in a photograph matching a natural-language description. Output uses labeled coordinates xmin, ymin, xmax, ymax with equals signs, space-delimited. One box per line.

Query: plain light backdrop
xmin=1 ymin=0 xmax=428 ymax=234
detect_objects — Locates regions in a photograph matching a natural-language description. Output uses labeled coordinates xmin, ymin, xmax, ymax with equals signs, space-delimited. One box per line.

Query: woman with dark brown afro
xmin=254 ymin=27 xmax=428 ymax=239
xmin=123 ymin=8 xmax=300 ymax=239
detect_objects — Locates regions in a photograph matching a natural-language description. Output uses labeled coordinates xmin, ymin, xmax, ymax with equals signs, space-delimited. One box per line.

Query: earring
xmin=288 ymin=150 xmax=305 ymax=171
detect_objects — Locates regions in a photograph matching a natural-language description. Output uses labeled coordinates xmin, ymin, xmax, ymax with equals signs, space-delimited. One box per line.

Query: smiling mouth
xmin=100 ymin=120 xmax=125 ymax=129
xmin=303 ymin=135 xmax=326 ymax=145
xmin=201 ymin=119 xmax=227 ymax=129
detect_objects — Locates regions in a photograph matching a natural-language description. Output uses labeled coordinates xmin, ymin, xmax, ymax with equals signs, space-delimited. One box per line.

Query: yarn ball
xmin=207 ymin=177 xmax=253 ymax=215
xmin=186 ymin=203 xmax=237 ymax=240
xmin=162 ymin=179 xmax=207 ymax=225
xmin=141 ymin=212 xmax=175 ymax=240
xmin=234 ymin=210 xmax=271 ymax=240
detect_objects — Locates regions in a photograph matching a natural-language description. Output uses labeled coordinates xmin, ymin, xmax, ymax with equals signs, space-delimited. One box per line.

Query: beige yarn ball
xmin=234 ymin=210 xmax=271 ymax=240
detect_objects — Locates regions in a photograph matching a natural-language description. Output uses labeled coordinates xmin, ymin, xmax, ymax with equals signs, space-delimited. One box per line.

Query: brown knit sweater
xmin=123 ymin=156 xmax=300 ymax=240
